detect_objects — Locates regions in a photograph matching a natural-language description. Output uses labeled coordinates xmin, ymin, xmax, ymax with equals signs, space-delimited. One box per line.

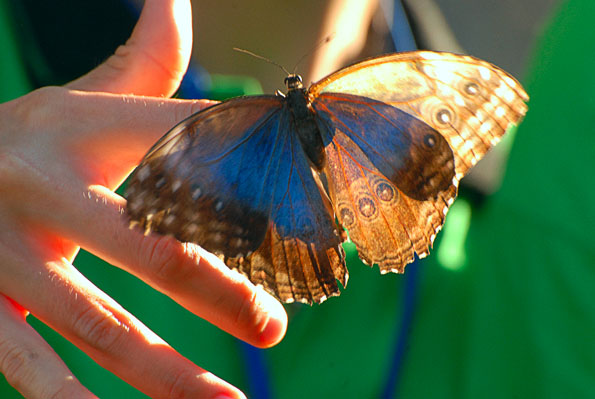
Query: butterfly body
xmin=126 ymin=51 xmax=528 ymax=304
xmin=284 ymin=74 xmax=326 ymax=170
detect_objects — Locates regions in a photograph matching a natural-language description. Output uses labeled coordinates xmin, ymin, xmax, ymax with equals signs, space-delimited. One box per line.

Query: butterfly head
xmin=284 ymin=74 xmax=303 ymax=91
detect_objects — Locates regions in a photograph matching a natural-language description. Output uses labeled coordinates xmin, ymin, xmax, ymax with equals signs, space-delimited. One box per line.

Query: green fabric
xmin=401 ymin=1 xmax=595 ymax=398
xmin=2 ymin=0 xmax=594 ymax=397
xmin=459 ymin=0 xmax=595 ymax=395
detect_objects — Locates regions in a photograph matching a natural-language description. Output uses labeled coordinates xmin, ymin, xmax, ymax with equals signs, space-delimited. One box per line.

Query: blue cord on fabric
xmin=380 ymin=2 xmax=419 ymax=398
xmin=120 ymin=2 xmax=420 ymax=397
xmin=240 ymin=343 xmax=273 ymax=399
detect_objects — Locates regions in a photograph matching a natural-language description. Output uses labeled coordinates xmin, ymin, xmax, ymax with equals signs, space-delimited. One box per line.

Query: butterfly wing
xmin=310 ymin=51 xmax=529 ymax=180
xmin=313 ymin=93 xmax=457 ymax=271
xmin=226 ymin=124 xmax=346 ymax=304
xmin=310 ymin=51 xmax=528 ymax=272
xmin=126 ymin=97 xmax=344 ymax=304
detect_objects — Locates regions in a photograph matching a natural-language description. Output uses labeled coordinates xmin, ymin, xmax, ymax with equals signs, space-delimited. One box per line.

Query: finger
xmin=14 ymin=177 xmax=288 ymax=347
xmin=66 ymin=0 xmax=193 ymax=97
xmin=58 ymin=90 xmax=216 ymax=189
xmin=68 ymin=186 xmax=288 ymax=348
xmin=0 ymin=295 xmax=96 ymax=398
xmin=0 ymin=231 xmax=246 ymax=399
xmin=2 ymin=88 xmax=215 ymax=195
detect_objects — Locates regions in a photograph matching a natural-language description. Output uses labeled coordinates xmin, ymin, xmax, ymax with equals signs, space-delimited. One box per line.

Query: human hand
xmin=0 ymin=1 xmax=287 ymax=398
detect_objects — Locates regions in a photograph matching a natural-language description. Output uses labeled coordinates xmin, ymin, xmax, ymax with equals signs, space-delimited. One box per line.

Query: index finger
xmin=77 ymin=185 xmax=289 ymax=348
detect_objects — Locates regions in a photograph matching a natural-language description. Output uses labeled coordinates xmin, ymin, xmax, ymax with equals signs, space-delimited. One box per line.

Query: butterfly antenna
xmin=233 ymin=47 xmax=291 ymax=76
xmin=291 ymin=34 xmax=334 ymax=74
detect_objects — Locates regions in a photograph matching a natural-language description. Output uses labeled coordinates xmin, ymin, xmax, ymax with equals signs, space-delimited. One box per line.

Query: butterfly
xmin=126 ymin=51 xmax=528 ymax=304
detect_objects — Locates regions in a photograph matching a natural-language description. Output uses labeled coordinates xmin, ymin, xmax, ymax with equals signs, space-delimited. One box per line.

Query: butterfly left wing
xmin=126 ymin=97 xmax=344 ymax=304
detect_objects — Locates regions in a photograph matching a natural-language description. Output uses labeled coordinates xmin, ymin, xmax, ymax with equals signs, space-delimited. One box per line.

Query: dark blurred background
xmin=7 ymin=0 xmax=558 ymax=93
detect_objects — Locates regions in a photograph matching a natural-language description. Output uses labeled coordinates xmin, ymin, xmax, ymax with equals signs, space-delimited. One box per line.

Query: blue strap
xmin=380 ymin=260 xmax=419 ymax=399
xmin=380 ymin=3 xmax=419 ymax=398
xmin=240 ymin=343 xmax=273 ymax=399
xmin=387 ymin=0 xmax=417 ymax=52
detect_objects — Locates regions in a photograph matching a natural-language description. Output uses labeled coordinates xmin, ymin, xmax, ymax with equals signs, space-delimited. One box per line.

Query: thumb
xmin=66 ymin=0 xmax=192 ymax=97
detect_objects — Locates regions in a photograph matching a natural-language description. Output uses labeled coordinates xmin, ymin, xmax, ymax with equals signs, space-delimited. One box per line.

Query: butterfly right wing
xmin=310 ymin=51 xmax=529 ymax=181
xmin=313 ymin=93 xmax=457 ymax=272
xmin=309 ymin=51 xmax=528 ymax=273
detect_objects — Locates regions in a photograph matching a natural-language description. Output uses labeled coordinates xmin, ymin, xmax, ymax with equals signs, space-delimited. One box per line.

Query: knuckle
xmin=0 ymin=339 xmax=38 ymax=392
xmin=165 ymin=368 xmax=200 ymax=399
xmin=47 ymin=384 xmax=75 ymax=399
xmin=0 ymin=149 xmax=45 ymax=206
xmin=233 ymin=289 xmax=270 ymax=338
xmin=12 ymin=86 xmax=69 ymax=128
xmin=0 ymin=87 xmax=63 ymax=189
xmin=139 ymin=235 xmax=193 ymax=287
xmin=70 ymin=300 xmax=128 ymax=354
xmin=45 ymin=376 xmax=84 ymax=399
xmin=0 ymin=338 xmax=84 ymax=398
xmin=0 ymin=149 xmax=22 ymax=192
xmin=108 ymin=44 xmax=135 ymax=73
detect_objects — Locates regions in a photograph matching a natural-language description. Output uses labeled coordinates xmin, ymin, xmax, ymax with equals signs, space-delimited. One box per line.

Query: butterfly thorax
xmin=285 ymin=74 xmax=326 ymax=170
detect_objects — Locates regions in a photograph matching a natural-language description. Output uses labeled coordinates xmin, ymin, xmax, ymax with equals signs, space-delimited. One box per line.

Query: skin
xmin=0 ymin=1 xmax=287 ymax=398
